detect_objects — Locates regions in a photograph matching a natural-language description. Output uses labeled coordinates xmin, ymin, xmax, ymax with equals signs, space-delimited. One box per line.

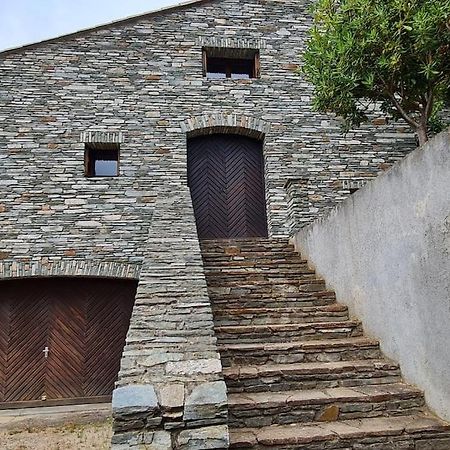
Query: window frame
xmin=202 ymin=48 xmax=261 ymax=80
xmin=84 ymin=143 xmax=120 ymax=178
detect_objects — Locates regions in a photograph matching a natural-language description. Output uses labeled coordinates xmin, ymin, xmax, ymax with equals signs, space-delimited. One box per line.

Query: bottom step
xmin=230 ymin=414 xmax=450 ymax=449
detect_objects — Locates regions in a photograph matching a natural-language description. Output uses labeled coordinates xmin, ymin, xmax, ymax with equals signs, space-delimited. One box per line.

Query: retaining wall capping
xmin=293 ymin=129 xmax=450 ymax=422
xmin=0 ymin=0 xmax=425 ymax=447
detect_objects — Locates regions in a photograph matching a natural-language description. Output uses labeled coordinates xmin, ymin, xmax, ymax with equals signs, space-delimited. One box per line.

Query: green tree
xmin=302 ymin=0 xmax=450 ymax=146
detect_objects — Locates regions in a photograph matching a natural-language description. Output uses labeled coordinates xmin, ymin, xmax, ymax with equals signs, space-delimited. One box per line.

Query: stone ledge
xmin=0 ymin=259 xmax=141 ymax=280
xmin=80 ymin=130 xmax=125 ymax=144
xmin=198 ymin=36 xmax=266 ymax=50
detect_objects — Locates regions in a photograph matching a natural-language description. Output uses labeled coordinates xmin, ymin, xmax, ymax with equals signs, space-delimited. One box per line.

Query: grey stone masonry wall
xmin=0 ymin=0 xmax=418 ymax=447
xmin=0 ymin=0 xmax=416 ymax=253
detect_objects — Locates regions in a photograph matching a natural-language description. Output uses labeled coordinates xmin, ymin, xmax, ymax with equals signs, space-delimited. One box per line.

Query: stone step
xmin=208 ymin=280 xmax=330 ymax=304
xmin=219 ymin=337 xmax=382 ymax=367
xmin=228 ymin=383 xmax=425 ymax=428
xmin=200 ymin=239 xmax=293 ymax=251
xmin=200 ymin=246 xmax=295 ymax=256
xmin=206 ymin=275 xmax=322 ymax=287
xmin=216 ymin=321 xmax=364 ymax=344
xmin=204 ymin=267 xmax=315 ymax=278
xmin=202 ymin=257 xmax=309 ymax=267
xmin=203 ymin=253 xmax=307 ymax=262
xmin=224 ymin=359 xmax=401 ymax=393
xmin=207 ymin=275 xmax=320 ymax=287
xmin=213 ymin=304 xmax=349 ymax=326
xmin=229 ymin=414 xmax=450 ymax=449
xmin=211 ymin=291 xmax=337 ymax=309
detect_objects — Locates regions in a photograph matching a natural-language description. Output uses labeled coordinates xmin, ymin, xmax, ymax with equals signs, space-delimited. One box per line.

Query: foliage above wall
xmin=302 ymin=0 xmax=450 ymax=146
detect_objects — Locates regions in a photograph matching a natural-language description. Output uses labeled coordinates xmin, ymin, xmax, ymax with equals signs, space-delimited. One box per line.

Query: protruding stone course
xmin=0 ymin=259 xmax=140 ymax=280
xmin=80 ymin=131 xmax=124 ymax=144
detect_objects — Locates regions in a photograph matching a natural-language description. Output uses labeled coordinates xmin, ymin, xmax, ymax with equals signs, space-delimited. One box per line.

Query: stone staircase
xmin=200 ymin=238 xmax=450 ymax=449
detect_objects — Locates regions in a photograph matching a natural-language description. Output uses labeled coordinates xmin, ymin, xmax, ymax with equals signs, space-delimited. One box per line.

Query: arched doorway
xmin=187 ymin=134 xmax=268 ymax=239
xmin=0 ymin=277 xmax=137 ymax=408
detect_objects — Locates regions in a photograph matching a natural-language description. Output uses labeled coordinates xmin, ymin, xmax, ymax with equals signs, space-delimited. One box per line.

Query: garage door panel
xmin=84 ymin=280 xmax=135 ymax=397
xmin=0 ymin=298 xmax=10 ymax=402
xmin=0 ymin=278 xmax=137 ymax=407
xmin=46 ymin=288 xmax=86 ymax=400
xmin=5 ymin=291 xmax=49 ymax=402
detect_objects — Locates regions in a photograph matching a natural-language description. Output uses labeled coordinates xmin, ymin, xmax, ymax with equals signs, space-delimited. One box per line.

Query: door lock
xmin=43 ymin=346 xmax=49 ymax=358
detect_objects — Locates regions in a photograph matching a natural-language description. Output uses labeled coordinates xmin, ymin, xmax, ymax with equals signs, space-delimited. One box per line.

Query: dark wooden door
xmin=84 ymin=279 xmax=136 ymax=397
xmin=2 ymin=286 xmax=50 ymax=403
xmin=188 ymin=134 xmax=268 ymax=239
xmin=46 ymin=280 xmax=86 ymax=400
xmin=0 ymin=278 xmax=137 ymax=407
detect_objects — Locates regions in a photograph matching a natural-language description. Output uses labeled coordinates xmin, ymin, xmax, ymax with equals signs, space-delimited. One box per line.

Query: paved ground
xmin=0 ymin=404 xmax=112 ymax=449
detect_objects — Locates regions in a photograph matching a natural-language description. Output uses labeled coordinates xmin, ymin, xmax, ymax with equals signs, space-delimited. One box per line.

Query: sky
xmin=0 ymin=0 xmax=182 ymax=51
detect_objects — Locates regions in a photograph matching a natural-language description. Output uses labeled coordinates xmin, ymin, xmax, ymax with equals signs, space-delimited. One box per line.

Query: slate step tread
xmin=224 ymin=359 xmax=399 ymax=381
xmin=214 ymin=305 xmax=348 ymax=315
xmin=229 ymin=414 xmax=450 ymax=448
xmin=207 ymin=277 xmax=324 ymax=286
xmin=219 ymin=336 xmax=378 ymax=354
xmin=216 ymin=320 xmax=361 ymax=334
xmin=211 ymin=291 xmax=337 ymax=303
xmin=204 ymin=262 xmax=310 ymax=269
xmin=228 ymin=383 xmax=422 ymax=409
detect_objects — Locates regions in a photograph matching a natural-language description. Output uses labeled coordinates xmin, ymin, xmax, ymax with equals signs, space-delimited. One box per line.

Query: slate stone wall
xmin=0 ymin=0 xmax=415 ymax=447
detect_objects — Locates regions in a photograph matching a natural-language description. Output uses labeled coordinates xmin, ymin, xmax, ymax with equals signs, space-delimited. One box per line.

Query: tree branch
xmin=385 ymin=89 xmax=420 ymax=129
xmin=423 ymin=88 xmax=434 ymax=122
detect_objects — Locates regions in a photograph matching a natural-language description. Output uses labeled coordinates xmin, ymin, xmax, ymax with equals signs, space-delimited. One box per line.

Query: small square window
xmin=203 ymin=47 xmax=260 ymax=79
xmin=85 ymin=143 xmax=119 ymax=177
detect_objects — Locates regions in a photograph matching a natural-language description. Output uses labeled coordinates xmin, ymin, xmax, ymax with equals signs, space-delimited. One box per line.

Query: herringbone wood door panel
xmin=0 ymin=278 xmax=137 ymax=406
xmin=0 ymin=298 xmax=10 ymax=402
xmin=3 ymin=283 xmax=49 ymax=402
xmin=188 ymin=134 xmax=268 ymax=239
xmin=84 ymin=279 xmax=136 ymax=397
xmin=46 ymin=280 xmax=86 ymax=400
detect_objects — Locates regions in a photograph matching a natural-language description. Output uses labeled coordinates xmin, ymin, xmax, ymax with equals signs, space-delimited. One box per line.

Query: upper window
xmin=85 ymin=143 xmax=119 ymax=177
xmin=203 ymin=47 xmax=260 ymax=79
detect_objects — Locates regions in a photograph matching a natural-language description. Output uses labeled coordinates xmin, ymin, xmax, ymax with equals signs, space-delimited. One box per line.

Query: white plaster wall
xmin=294 ymin=130 xmax=450 ymax=421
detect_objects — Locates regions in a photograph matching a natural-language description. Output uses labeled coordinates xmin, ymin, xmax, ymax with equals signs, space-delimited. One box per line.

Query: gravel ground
xmin=0 ymin=420 xmax=112 ymax=450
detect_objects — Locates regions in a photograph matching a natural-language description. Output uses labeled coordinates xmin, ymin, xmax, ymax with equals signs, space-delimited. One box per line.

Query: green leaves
xmin=302 ymin=0 xmax=450 ymax=144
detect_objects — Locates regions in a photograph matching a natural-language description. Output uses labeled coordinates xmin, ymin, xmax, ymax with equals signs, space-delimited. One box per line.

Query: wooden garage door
xmin=0 ymin=278 xmax=137 ymax=408
xmin=188 ymin=134 xmax=268 ymax=239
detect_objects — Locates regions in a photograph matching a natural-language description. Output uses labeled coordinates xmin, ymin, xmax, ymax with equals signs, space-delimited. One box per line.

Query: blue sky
xmin=0 ymin=0 xmax=181 ymax=51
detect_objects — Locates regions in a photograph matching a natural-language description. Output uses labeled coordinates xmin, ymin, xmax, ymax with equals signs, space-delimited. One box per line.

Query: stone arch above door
xmin=0 ymin=259 xmax=141 ymax=281
xmin=181 ymin=113 xmax=270 ymax=140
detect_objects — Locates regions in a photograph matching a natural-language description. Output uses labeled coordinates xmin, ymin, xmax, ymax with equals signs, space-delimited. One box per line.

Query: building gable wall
xmin=0 ymin=0 xmax=414 ymax=268
xmin=0 ymin=0 xmax=416 ymax=446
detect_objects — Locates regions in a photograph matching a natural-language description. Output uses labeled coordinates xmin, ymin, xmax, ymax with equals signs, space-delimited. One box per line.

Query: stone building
xmin=3 ymin=0 xmax=449 ymax=449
